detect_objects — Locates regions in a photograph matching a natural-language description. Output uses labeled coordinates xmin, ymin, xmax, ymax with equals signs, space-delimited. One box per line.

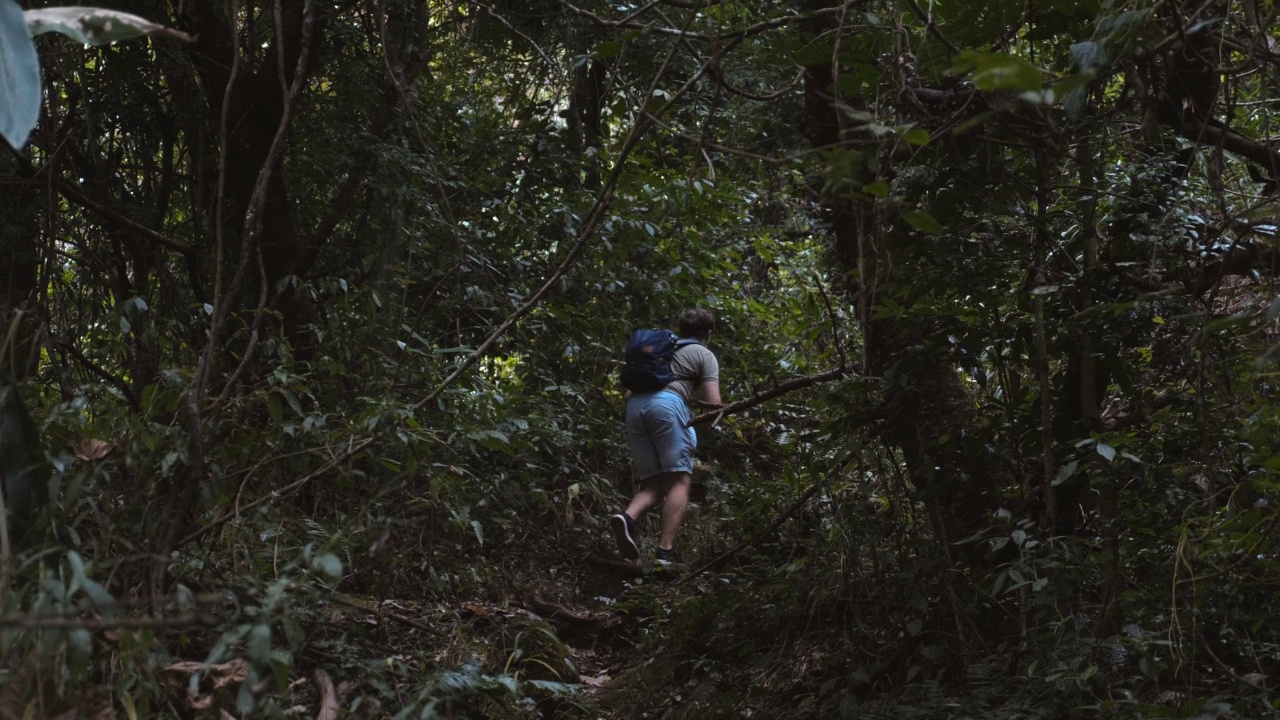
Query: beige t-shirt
xmin=665 ymin=342 xmax=719 ymax=402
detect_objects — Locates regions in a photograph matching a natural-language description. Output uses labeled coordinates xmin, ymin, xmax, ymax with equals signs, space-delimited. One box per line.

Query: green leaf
xmin=312 ymin=552 xmax=343 ymax=581
xmin=68 ymin=550 xmax=117 ymax=616
xmin=901 ymin=127 xmax=930 ymax=146
xmin=266 ymin=393 xmax=283 ymax=425
xmin=1052 ymin=70 xmax=1096 ymax=98
xmin=1069 ymin=41 xmax=1106 ymax=72
xmin=1096 ymin=443 xmax=1116 ymax=462
xmin=959 ymin=50 xmax=1044 ymax=92
xmin=247 ymin=623 xmax=272 ymax=665
xmin=0 ymin=0 xmax=40 ymax=148
xmin=902 ymin=209 xmax=946 ymax=235
xmin=26 ymin=7 xmax=192 ymax=45
xmin=861 ymin=181 xmax=889 ymax=197
xmin=1052 ymin=459 xmax=1078 ymax=486
xmin=1200 ymin=312 xmax=1252 ymax=335
xmin=592 ymin=40 xmax=622 ymax=58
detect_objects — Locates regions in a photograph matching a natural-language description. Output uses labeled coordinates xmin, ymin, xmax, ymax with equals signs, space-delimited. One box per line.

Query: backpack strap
xmin=667 ymin=339 xmax=702 ymax=384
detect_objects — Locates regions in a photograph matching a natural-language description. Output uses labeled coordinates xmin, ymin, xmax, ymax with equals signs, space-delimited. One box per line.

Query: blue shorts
xmin=625 ymin=390 xmax=696 ymax=481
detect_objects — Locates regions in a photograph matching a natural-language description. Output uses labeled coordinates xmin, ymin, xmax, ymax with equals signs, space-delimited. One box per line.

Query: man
xmin=610 ymin=308 xmax=722 ymax=564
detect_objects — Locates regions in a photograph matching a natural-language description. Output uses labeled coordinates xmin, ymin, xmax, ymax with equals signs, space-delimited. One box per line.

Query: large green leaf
xmin=0 ymin=0 xmax=40 ymax=148
xmin=958 ymin=50 xmax=1044 ymax=92
xmin=26 ymin=6 xmax=192 ymax=45
xmin=902 ymin=209 xmax=946 ymax=235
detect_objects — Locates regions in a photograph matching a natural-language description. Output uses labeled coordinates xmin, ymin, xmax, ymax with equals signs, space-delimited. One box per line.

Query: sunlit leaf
xmin=26 ymin=7 xmax=193 ymax=45
xmin=593 ymin=40 xmax=622 ymax=58
xmin=1052 ymin=459 xmax=1078 ymax=486
xmin=1069 ymin=41 xmax=1106 ymax=71
xmin=958 ymin=50 xmax=1044 ymax=92
xmin=902 ymin=209 xmax=945 ymax=235
xmin=312 ymin=552 xmax=343 ymax=580
xmin=0 ymin=0 xmax=40 ymax=148
xmin=902 ymin=127 xmax=930 ymax=146
xmin=861 ymin=181 xmax=889 ymax=198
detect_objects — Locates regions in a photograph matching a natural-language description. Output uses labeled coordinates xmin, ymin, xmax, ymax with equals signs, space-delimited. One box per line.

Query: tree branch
xmin=903 ymin=0 xmax=960 ymax=56
xmin=558 ymin=0 xmax=857 ymax=43
xmin=179 ymin=436 xmax=373 ymax=546
xmin=585 ymin=553 xmax=679 ymax=579
xmin=327 ymin=595 xmax=442 ymax=636
xmin=10 ymin=153 xmax=193 ymax=255
xmin=1184 ymin=119 xmax=1280 ymax=179
xmin=686 ymin=366 xmax=848 ymax=427
xmin=49 ymin=338 xmax=140 ymax=409
xmin=1186 ymin=241 xmax=1280 ymax=295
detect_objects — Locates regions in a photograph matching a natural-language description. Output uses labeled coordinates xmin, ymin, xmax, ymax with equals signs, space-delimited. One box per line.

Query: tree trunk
xmin=0 ymin=155 xmax=43 ymax=381
xmin=797 ymin=4 xmax=999 ymax=567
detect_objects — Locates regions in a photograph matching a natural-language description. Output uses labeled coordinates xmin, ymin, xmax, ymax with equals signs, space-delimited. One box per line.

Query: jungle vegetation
xmin=1 ymin=0 xmax=1279 ymax=717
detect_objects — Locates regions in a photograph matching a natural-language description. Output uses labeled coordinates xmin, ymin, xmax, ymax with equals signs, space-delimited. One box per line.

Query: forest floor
xmin=328 ymin=510 xmax=770 ymax=720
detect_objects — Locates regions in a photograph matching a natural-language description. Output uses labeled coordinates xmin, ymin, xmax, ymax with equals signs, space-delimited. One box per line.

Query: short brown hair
xmin=678 ymin=308 xmax=714 ymax=340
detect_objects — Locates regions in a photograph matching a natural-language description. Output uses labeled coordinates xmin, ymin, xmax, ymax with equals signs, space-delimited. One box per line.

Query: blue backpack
xmin=620 ymin=329 xmax=699 ymax=393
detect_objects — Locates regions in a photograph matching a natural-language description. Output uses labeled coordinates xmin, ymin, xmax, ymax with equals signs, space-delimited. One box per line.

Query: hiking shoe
xmin=655 ymin=547 xmax=684 ymax=566
xmin=609 ymin=513 xmax=640 ymax=560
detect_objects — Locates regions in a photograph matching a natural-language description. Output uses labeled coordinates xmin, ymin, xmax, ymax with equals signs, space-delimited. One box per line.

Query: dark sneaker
xmin=655 ymin=547 xmax=684 ymax=565
xmin=610 ymin=513 xmax=640 ymax=560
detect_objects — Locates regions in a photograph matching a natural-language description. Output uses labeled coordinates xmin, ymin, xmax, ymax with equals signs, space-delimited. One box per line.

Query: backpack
xmin=619 ymin=329 xmax=699 ymax=393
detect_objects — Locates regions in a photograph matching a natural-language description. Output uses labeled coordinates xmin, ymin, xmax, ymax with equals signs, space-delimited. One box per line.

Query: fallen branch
xmin=525 ymin=598 xmax=595 ymax=626
xmin=327 ymin=595 xmax=442 ymax=636
xmin=586 ymin=553 xmax=644 ymax=577
xmin=524 ymin=598 xmax=616 ymax=632
xmin=686 ymin=366 xmax=848 ymax=427
xmin=585 ymin=553 xmax=679 ymax=581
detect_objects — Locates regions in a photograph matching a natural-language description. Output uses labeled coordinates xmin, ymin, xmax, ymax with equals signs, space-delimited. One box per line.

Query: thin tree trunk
xmin=1033 ymin=149 xmax=1057 ymax=532
xmin=1078 ymin=139 xmax=1121 ymax=637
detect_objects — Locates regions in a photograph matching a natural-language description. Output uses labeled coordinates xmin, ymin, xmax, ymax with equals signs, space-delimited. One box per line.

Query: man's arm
xmin=699 ymin=380 xmax=722 ymax=407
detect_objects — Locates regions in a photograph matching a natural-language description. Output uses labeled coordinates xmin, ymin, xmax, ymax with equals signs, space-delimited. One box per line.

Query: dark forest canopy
xmin=1 ymin=0 xmax=1278 ymax=717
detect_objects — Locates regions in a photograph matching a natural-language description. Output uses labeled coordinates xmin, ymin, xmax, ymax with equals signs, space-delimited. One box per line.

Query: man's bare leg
xmin=657 ymin=472 xmax=691 ymax=550
xmin=624 ymin=472 xmax=679 ymax=522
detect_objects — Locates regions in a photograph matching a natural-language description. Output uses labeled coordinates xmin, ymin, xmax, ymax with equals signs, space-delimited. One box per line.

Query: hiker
xmin=610 ymin=308 xmax=722 ymax=564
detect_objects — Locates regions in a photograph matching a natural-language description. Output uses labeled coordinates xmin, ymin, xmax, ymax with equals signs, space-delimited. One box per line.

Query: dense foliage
xmin=1 ymin=0 xmax=1278 ymax=718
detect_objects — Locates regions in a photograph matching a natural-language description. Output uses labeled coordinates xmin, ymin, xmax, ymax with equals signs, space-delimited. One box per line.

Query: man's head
xmin=678 ymin=308 xmax=715 ymax=342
